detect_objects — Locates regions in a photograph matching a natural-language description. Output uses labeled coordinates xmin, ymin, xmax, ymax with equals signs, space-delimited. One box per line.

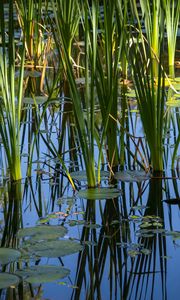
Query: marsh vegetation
xmin=0 ymin=1 xmax=179 ymax=299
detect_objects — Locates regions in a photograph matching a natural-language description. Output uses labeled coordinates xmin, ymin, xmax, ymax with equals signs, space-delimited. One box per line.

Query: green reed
xmin=128 ymin=32 xmax=166 ymax=172
xmin=16 ymin=0 xmax=52 ymax=94
xmin=95 ymin=0 xmax=122 ymax=169
xmin=0 ymin=1 xmax=25 ymax=181
xmin=51 ymin=0 xmax=98 ymax=187
xmin=162 ymin=0 xmax=180 ymax=77
xmin=134 ymin=0 xmax=164 ymax=77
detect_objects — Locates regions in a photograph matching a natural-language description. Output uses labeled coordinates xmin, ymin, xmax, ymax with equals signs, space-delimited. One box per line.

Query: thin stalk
xmin=0 ymin=1 xmax=25 ymax=180
xmin=162 ymin=0 xmax=180 ymax=77
xmin=51 ymin=0 xmax=97 ymax=187
xmin=128 ymin=26 xmax=166 ymax=171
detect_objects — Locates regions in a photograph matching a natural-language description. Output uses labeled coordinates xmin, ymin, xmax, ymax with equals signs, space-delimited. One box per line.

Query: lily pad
xmin=23 ymin=96 xmax=48 ymax=105
xmin=131 ymin=205 xmax=148 ymax=210
xmin=114 ymin=170 xmax=150 ymax=182
xmin=140 ymin=248 xmax=151 ymax=255
xmin=17 ymin=225 xmax=67 ymax=241
xmin=140 ymin=222 xmax=152 ymax=228
xmin=128 ymin=249 xmax=140 ymax=257
xmin=16 ymin=265 xmax=70 ymax=284
xmin=77 ymin=187 xmax=121 ymax=200
xmin=0 ymin=273 xmax=20 ymax=289
xmin=68 ymin=220 xmax=85 ymax=226
xmin=0 ymin=248 xmax=21 ymax=265
xmin=164 ymin=231 xmax=180 ymax=238
xmin=25 ymin=240 xmax=83 ymax=258
xmin=70 ymin=170 xmax=109 ymax=181
xmin=57 ymin=197 xmax=76 ymax=205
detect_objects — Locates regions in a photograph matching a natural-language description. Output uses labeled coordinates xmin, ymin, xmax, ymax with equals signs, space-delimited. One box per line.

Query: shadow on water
xmin=70 ymin=177 xmax=168 ymax=300
xmin=0 ymin=174 xmax=180 ymax=299
xmin=1 ymin=182 xmax=22 ymax=248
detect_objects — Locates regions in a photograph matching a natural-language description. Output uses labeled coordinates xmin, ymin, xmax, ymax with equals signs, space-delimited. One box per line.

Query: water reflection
xmin=72 ymin=178 xmax=168 ymax=300
xmin=0 ymin=175 xmax=180 ymax=299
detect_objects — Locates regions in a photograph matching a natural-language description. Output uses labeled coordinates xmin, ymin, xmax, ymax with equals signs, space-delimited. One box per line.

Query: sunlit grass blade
xmin=128 ymin=28 xmax=166 ymax=172
xmin=162 ymin=0 xmax=180 ymax=77
xmin=0 ymin=1 xmax=25 ymax=180
xmin=50 ymin=0 xmax=98 ymax=187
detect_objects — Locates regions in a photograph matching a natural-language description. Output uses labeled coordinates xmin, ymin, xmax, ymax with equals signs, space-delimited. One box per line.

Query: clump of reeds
xmin=0 ymin=1 xmax=25 ymax=180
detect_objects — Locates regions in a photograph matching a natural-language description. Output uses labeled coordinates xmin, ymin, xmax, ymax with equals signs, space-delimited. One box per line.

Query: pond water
xmin=0 ymin=71 xmax=179 ymax=299
xmin=0 ymin=3 xmax=180 ymax=299
xmin=0 ymin=145 xmax=180 ymax=300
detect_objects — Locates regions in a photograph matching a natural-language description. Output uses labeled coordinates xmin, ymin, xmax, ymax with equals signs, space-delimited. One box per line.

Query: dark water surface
xmin=0 ymin=168 xmax=180 ymax=299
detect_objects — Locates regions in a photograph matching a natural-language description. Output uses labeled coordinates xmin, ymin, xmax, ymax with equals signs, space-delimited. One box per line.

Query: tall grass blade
xmin=0 ymin=1 xmax=25 ymax=180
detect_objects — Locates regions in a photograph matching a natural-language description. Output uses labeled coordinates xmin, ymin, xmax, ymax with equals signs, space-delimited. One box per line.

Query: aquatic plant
xmin=51 ymin=0 xmax=99 ymax=187
xmin=128 ymin=33 xmax=166 ymax=172
xmin=0 ymin=1 xmax=25 ymax=181
xmin=95 ymin=0 xmax=122 ymax=168
xmin=134 ymin=0 xmax=164 ymax=77
xmin=162 ymin=0 xmax=180 ymax=77
xmin=16 ymin=0 xmax=52 ymax=94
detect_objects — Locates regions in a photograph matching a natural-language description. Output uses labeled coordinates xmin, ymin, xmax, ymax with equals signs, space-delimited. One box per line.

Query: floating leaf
xmin=25 ymin=240 xmax=83 ymax=258
xmin=116 ymin=242 xmax=128 ymax=248
xmin=140 ymin=222 xmax=152 ymax=228
xmin=128 ymin=249 xmax=140 ymax=257
xmin=114 ymin=170 xmax=150 ymax=182
xmin=164 ymin=231 xmax=180 ymax=237
xmin=151 ymin=229 xmax=166 ymax=234
xmin=58 ymin=281 xmax=66 ymax=286
xmin=130 ymin=243 xmax=144 ymax=249
xmin=70 ymin=170 xmax=109 ymax=181
xmin=129 ymin=215 xmax=141 ymax=221
xmin=23 ymin=96 xmax=48 ymax=105
xmin=37 ymin=217 xmax=50 ymax=224
xmin=140 ymin=248 xmax=151 ymax=255
xmin=58 ymin=281 xmax=79 ymax=289
xmin=82 ymin=241 xmax=98 ymax=246
xmin=0 ymin=248 xmax=21 ymax=265
xmin=0 ymin=273 xmax=20 ymax=289
xmin=139 ymin=234 xmax=154 ymax=238
xmin=68 ymin=220 xmax=85 ymax=227
xmin=152 ymin=222 xmax=163 ymax=227
xmin=77 ymin=188 xmax=121 ymax=200
xmin=17 ymin=225 xmax=67 ymax=241
xmin=44 ymin=213 xmax=59 ymax=220
xmin=143 ymin=215 xmax=160 ymax=219
xmin=84 ymin=223 xmax=101 ymax=229
xmin=16 ymin=265 xmax=70 ymax=284
xmin=57 ymin=197 xmax=75 ymax=205
xmin=131 ymin=205 xmax=148 ymax=211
